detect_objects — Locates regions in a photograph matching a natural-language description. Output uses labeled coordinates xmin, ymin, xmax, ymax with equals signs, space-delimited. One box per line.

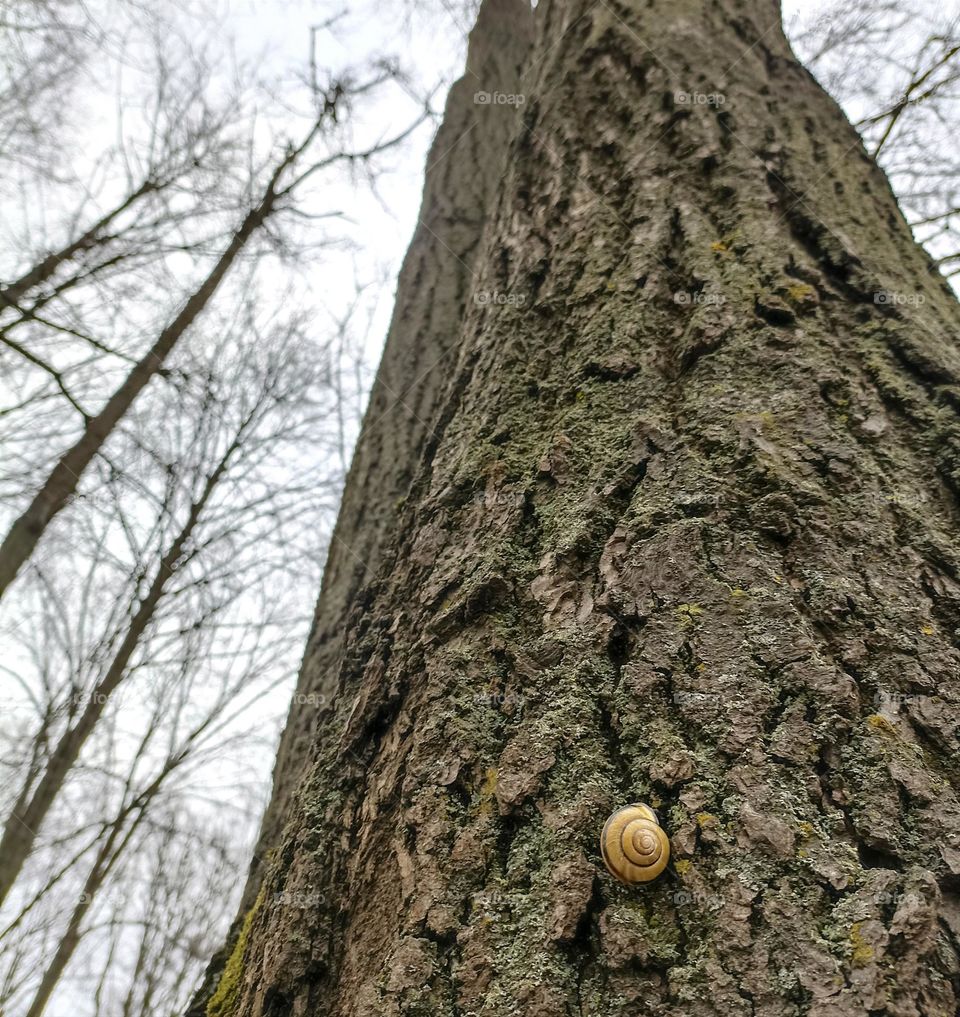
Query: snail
xmin=600 ymin=803 xmax=670 ymax=885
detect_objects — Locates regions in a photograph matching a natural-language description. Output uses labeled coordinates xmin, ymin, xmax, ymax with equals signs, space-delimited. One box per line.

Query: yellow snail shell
xmin=600 ymin=803 xmax=670 ymax=885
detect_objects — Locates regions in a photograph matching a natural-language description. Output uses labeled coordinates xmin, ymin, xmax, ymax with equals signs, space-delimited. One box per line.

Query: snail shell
xmin=600 ymin=803 xmax=670 ymax=885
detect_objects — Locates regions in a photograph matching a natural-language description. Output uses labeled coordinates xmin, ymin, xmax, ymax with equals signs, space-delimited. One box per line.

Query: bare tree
xmin=0 ymin=292 xmax=368 ymax=1016
xmin=106 ymin=818 xmax=241 ymax=1017
xmin=18 ymin=639 xmax=290 ymax=1017
xmin=0 ymin=3 xmax=438 ymax=1015
xmin=0 ymin=0 xmax=100 ymax=176
xmin=790 ymin=0 xmax=960 ymax=276
xmin=0 ymin=301 xmax=339 ymax=894
xmin=0 ymin=68 xmax=426 ymax=601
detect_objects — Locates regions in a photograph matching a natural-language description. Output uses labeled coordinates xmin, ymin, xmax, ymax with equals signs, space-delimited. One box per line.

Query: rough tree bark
xmin=203 ymin=0 xmax=960 ymax=1014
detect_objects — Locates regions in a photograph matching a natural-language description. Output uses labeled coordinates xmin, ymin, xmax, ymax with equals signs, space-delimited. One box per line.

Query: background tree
xmin=0 ymin=49 xmax=421 ymax=600
xmin=0 ymin=2 xmax=432 ymax=1012
xmin=790 ymin=0 xmax=960 ymax=274
xmin=0 ymin=305 xmax=349 ymax=1013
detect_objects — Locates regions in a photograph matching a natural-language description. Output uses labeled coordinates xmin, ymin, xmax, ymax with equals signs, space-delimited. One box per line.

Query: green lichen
xmin=603 ymin=898 xmax=683 ymax=966
xmin=848 ymin=922 xmax=875 ymax=967
xmin=866 ymin=714 xmax=896 ymax=736
xmin=206 ymin=888 xmax=264 ymax=1017
xmin=785 ymin=282 xmax=817 ymax=304
xmin=675 ymin=603 xmax=704 ymax=629
xmin=475 ymin=766 xmax=499 ymax=818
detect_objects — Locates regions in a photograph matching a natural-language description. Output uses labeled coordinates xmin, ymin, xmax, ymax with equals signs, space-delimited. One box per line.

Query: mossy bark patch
xmin=206 ymin=890 xmax=263 ymax=1017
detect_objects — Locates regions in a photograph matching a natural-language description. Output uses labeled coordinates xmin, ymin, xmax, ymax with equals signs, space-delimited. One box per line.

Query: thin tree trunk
xmin=0 ymin=177 xmax=158 ymax=313
xmin=202 ymin=0 xmax=960 ymax=1013
xmin=0 ymin=146 xmax=294 ymax=602
xmin=185 ymin=5 xmax=535 ymax=1012
xmin=0 ymin=442 xmax=235 ymax=909
xmin=23 ymin=778 xmax=161 ymax=1017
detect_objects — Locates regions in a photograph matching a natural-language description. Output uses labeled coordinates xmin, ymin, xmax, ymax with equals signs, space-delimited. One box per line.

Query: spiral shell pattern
xmin=600 ymin=803 xmax=670 ymax=885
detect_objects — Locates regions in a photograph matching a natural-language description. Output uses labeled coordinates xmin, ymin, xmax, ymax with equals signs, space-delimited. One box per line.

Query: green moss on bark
xmin=206 ymin=890 xmax=263 ymax=1017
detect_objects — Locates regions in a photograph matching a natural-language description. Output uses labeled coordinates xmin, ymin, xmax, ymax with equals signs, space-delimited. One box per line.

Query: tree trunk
xmin=0 ymin=177 xmax=157 ymax=313
xmin=23 ymin=780 xmax=157 ymax=1017
xmin=0 ymin=143 xmax=297 ymax=602
xmin=0 ymin=442 xmax=235 ymax=909
xmin=206 ymin=0 xmax=960 ymax=1014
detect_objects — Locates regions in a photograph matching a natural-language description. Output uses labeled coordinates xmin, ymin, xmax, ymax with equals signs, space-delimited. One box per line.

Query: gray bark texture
xmin=200 ymin=0 xmax=960 ymax=1014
